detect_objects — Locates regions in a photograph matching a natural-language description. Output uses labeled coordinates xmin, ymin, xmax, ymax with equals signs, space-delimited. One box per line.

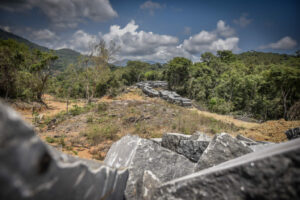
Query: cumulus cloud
xmin=259 ymin=36 xmax=297 ymax=50
xmin=31 ymin=29 xmax=58 ymax=41
xmin=140 ymin=1 xmax=164 ymax=15
xmin=102 ymin=20 xmax=183 ymax=61
xmin=216 ymin=20 xmax=235 ymax=37
xmin=12 ymin=20 xmax=239 ymax=63
xmin=182 ymin=20 xmax=239 ymax=54
xmin=234 ymin=13 xmax=252 ymax=27
xmin=52 ymin=30 xmax=98 ymax=54
xmin=0 ymin=0 xmax=117 ymax=28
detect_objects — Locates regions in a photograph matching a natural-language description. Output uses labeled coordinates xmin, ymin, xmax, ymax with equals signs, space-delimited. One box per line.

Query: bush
xmin=45 ymin=136 xmax=55 ymax=143
xmin=209 ymin=97 xmax=233 ymax=114
xmin=84 ymin=123 xmax=119 ymax=145
xmin=97 ymin=102 xmax=108 ymax=112
xmin=69 ymin=105 xmax=83 ymax=116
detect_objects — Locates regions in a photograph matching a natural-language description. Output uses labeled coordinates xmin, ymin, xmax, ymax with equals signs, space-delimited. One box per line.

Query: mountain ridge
xmin=0 ymin=29 xmax=81 ymax=71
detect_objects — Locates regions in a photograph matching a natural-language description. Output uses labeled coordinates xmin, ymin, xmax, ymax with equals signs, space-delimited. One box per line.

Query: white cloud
xmin=216 ymin=20 xmax=235 ymax=37
xmin=31 ymin=29 xmax=57 ymax=41
xmin=102 ymin=20 xmax=183 ymax=61
xmin=182 ymin=20 xmax=239 ymax=54
xmin=52 ymin=30 xmax=98 ymax=54
xmin=259 ymin=36 xmax=297 ymax=50
xmin=234 ymin=13 xmax=252 ymax=27
xmin=0 ymin=25 xmax=11 ymax=32
xmin=0 ymin=0 xmax=117 ymax=28
xmin=15 ymin=20 xmax=239 ymax=63
xmin=140 ymin=1 xmax=163 ymax=15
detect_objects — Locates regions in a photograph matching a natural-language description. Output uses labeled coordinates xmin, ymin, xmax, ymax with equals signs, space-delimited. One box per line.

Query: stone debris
xmin=152 ymin=138 xmax=300 ymax=200
xmin=104 ymin=135 xmax=194 ymax=200
xmin=136 ymin=81 xmax=192 ymax=107
xmin=285 ymin=127 xmax=300 ymax=140
xmin=195 ymin=133 xmax=253 ymax=171
xmin=0 ymin=103 xmax=128 ymax=200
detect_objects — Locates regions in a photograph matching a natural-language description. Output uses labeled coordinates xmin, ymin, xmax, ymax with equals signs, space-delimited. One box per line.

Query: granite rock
xmin=152 ymin=138 xmax=300 ymax=200
xmin=0 ymin=103 xmax=128 ymax=200
xmin=104 ymin=135 xmax=195 ymax=200
xmin=162 ymin=132 xmax=211 ymax=162
xmin=195 ymin=133 xmax=253 ymax=171
xmin=142 ymin=170 xmax=161 ymax=200
xmin=285 ymin=127 xmax=300 ymax=140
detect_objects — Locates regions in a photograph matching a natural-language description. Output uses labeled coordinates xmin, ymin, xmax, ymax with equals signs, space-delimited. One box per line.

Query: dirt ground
xmin=12 ymin=89 xmax=300 ymax=160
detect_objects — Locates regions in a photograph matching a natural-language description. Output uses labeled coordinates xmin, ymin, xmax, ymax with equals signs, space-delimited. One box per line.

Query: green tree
xmin=30 ymin=50 xmax=58 ymax=102
xmin=165 ymin=57 xmax=192 ymax=92
xmin=268 ymin=64 xmax=300 ymax=119
xmin=0 ymin=39 xmax=26 ymax=99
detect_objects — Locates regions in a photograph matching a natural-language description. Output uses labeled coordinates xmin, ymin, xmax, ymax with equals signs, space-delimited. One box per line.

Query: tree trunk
xmin=282 ymin=88 xmax=290 ymax=120
xmin=5 ymin=87 xmax=9 ymax=100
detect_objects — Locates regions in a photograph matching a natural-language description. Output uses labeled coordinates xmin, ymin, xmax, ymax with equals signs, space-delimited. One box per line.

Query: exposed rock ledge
xmin=136 ymin=81 xmax=192 ymax=107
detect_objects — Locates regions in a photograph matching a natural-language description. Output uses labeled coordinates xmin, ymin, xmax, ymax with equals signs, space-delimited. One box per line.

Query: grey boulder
xmin=195 ymin=133 xmax=252 ymax=171
xmin=285 ymin=127 xmax=300 ymax=140
xmin=150 ymin=138 xmax=162 ymax=145
xmin=162 ymin=132 xmax=211 ymax=162
xmin=142 ymin=86 xmax=160 ymax=97
xmin=142 ymin=170 xmax=161 ymax=200
xmin=236 ymin=134 xmax=258 ymax=146
xmin=104 ymin=135 xmax=195 ymax=200
xmin=161 ymin=132 xmax=191 ymax=152
xmin=0 ymin=103 xmax=128 ymax=200
xmin=152 ymin=138 xmax=300 ymax=200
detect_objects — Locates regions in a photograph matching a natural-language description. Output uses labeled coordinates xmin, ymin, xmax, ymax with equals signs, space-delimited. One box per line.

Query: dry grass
xmin=13 ymin=88 xmax=300 ymax=161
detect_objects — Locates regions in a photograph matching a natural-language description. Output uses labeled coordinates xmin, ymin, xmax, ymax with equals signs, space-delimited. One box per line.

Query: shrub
xmin=69 ymin=105 xmax=82 ymax=116
xmin=97 ymin=102 xmax=108 ymax=112
xmin=85 ymin=123 xmax=119 ymax=145
xmin=45 ymin=136 xmax=55 ymax=143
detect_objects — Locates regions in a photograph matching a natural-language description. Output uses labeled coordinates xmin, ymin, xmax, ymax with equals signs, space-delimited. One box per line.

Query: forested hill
xmin=0 ymin=29 xmax=81 ymax=71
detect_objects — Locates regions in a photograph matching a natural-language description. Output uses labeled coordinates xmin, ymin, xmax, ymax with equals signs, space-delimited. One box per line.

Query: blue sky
xmin=0 ymin=0 xmax=299 ymax=62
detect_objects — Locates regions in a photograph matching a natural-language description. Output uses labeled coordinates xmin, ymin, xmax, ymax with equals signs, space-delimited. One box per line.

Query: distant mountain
xmin=112 ymin=59 xmax=131 ymax=67
xmin=54 ymin=48 xmax=82 ymax=70
xmin=0 ymin=29 xmax=81 ymax=71
xmin=112 ymin=59 xmax=162 ymax=67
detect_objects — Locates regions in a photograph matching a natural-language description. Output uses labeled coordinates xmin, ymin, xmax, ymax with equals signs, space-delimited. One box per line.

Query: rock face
xmin=104 ymin=135 xmax=195 ymax=200
xmin=161 ymin=133 xmax=191 ymax=152
xmin=159 ymin=90 xmax=192 ymax=107
xmin=150 ymin=138 xmax=162 ymax=145
xmin=0 ymin=103 xmax=128 ymax=200
xmin=236 ymin=134 xmax=258 ymax=145
xmin=162 ymin=132 xmax=211 ymax=162
xmin=136 ymin=81 xmax=192 ymax=107
xmin=285 ymin=127 xmax=300 ymax=140
xmin=152 ymin=138 xmax=300 ymax=200
xmin=195 ymin=133 xmax=253 ymax=171
xmin=142 ymin=86 xmax=160 ymax=97
xmin=142 ymin=170 xmax=161 ymax=200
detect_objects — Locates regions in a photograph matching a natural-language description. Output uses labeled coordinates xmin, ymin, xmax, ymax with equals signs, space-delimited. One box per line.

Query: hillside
xmin=11 ymin=85 xmax=300 ymax=160
xmin=0 ymin=29 xmax=81 ymax=71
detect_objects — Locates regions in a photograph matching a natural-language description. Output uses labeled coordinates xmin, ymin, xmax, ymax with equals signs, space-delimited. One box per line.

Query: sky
xmin=0 ymin=0 xmax=299 ymax=62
